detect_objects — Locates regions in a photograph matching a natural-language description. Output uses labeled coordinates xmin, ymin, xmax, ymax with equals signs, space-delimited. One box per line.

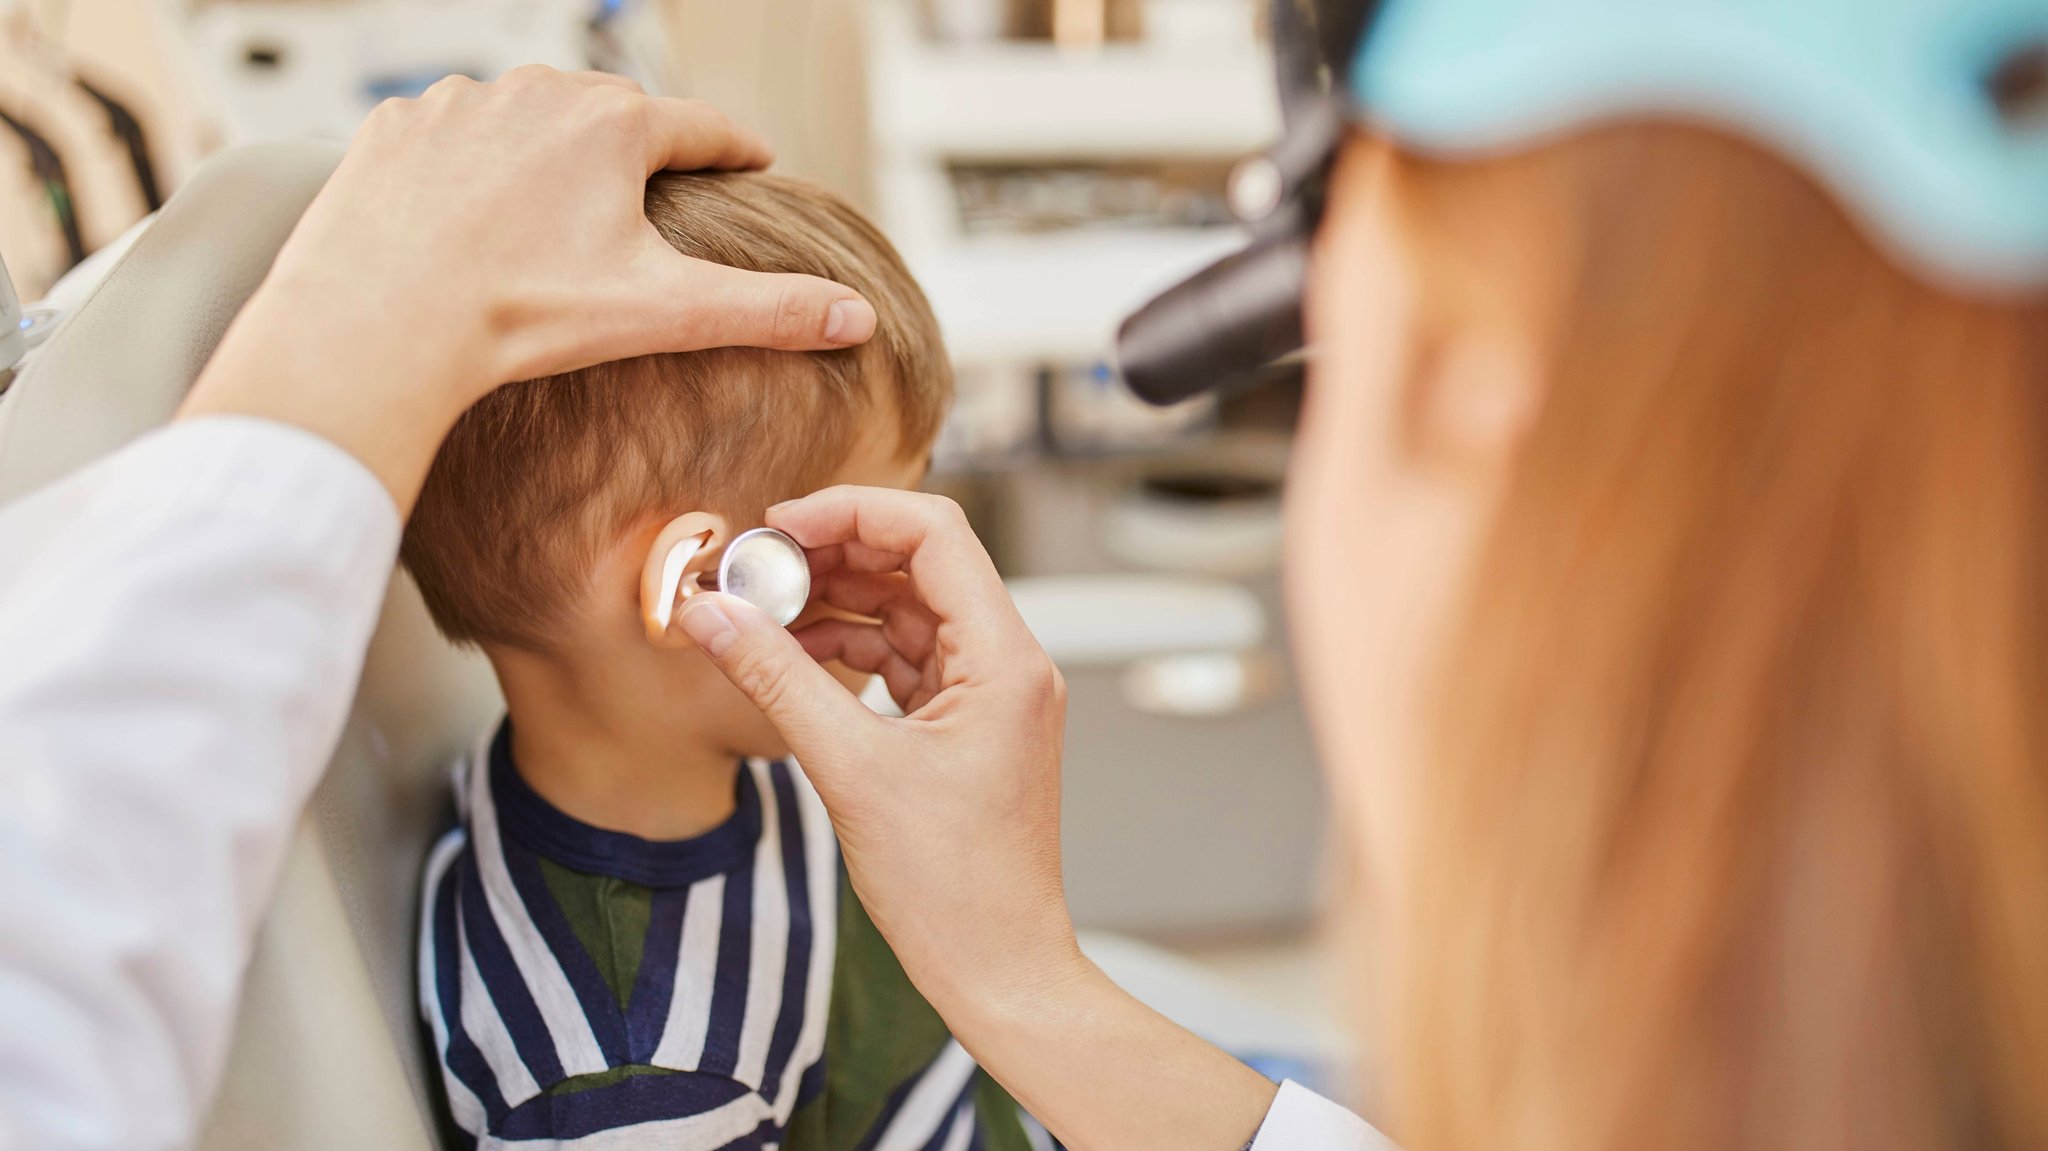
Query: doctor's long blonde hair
xmin=1388 ymin=124 xmax=2048 ymax=1151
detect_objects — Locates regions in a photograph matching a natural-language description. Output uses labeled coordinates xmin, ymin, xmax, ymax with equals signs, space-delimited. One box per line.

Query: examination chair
xmin=0 ymin=143 xmax=499 ymax=1150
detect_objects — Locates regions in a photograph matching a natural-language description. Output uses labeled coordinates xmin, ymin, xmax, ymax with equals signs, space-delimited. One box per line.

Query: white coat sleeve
xmin=1249 ymin=1081 xmax=1398 ymax=1151
xmin=0 ymin=416 xmax=400 ymax=1151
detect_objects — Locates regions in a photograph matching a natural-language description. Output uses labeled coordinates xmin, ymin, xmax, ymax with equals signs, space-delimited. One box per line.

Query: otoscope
xmin=1114 ymin=0 xmax=1377 ymax=408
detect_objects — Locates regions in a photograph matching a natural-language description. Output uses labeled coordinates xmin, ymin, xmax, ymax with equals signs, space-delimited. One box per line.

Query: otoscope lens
xmin=717 ymin=527 xmax=812 ymax=627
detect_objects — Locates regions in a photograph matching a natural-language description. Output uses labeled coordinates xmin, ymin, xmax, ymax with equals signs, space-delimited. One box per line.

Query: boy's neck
xmin=490 ymin=647 xmax=742 ymax=841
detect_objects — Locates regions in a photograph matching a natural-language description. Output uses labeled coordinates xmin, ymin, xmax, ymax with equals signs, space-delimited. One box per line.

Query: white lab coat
xmin=0 ymin=417 xmax=1383 ymax=1151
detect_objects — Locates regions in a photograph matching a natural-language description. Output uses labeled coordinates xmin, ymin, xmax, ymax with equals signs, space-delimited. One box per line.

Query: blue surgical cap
xmin=1352 ymin=0 xmax=2048 ymax=289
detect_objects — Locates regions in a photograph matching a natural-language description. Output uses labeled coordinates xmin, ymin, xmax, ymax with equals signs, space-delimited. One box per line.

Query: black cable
xmin=76 ymin=77 xmax=162 ymax=210
xmin=0 ymin=105 xmax=86 ymax=269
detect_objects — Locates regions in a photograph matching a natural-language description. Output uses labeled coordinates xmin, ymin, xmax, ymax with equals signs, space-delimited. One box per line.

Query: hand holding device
xmin=672 ymin=486 xmax=1075 ymax=1012
xmin=650 ymin=525 xmax=812 ymax=633
xmin=675 ymin=483 xmax=1280 ymax=1150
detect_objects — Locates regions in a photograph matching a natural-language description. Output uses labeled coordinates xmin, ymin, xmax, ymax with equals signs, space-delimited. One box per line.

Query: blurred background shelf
xmin=870 ymin=0 xmax=1275 ymax=368
xmin=870 ymin=0 xmax=1276 ymax=159
xmin=907 ymin=228 xmax=1245 ymax=365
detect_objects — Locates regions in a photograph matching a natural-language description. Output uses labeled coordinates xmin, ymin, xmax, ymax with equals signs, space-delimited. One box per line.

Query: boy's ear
xmin=640 ymin=511 xmax=732 ymax=645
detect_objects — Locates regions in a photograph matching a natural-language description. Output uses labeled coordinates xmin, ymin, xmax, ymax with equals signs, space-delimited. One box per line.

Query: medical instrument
xmin=652 ymin=525 xmax=813 ymax=632
xmin=719 ymin=527 xmax=813 ymax=626
xmin=1114 ymin=0 xmax=1360 ymax=406
xmin=1117 ymin=0 xmax=2048 ymax=407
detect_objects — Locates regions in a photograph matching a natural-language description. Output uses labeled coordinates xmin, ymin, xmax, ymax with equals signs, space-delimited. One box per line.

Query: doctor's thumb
xmin=677 ymin=592 xmax=873 ymax=754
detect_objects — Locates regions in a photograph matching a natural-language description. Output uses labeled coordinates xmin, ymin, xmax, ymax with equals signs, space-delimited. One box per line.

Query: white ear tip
xmin=654 ymin=535 xmax=704 ymax=631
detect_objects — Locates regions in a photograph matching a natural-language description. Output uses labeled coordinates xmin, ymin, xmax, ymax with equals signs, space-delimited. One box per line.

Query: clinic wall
xmin=659 ymin=0 xmax=875 ymax=210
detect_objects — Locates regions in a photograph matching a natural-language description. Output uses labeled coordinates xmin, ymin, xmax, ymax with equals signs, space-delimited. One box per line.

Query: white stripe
xmin=772 ymin=759 xmax=840 ymax=1114
xmin=451 ymin=736 xmax=480 ymax=820
xmin=478 ymin=1089 xmax=775 ymax=1151
xmin=1019 ymin=1114 xmax=1058 ymax=1151
xmin=874 ymin=1041 xmax=979 ymax=1151
xmin=464 ymin=748 xmax=611 ymax=1077
xmin=733 ymin=759 xmax=791 ymax=1089
xmin=418 ymin=829 xmax=488 ymax=1138
xmin=459 ymin=918 xmax=542 ymax=1107
xmin=650 ymin=873 xmax=726 ymax=1070
xmin=939 ymin=1100 xmax=977 ymax=1151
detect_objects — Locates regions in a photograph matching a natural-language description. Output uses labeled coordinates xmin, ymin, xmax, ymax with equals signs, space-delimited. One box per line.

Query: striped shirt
xmin=418 ymin=722 xmax=1030 ymax=1150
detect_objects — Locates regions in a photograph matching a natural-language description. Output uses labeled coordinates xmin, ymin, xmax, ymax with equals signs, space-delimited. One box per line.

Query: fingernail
xmin=824 ymin=299 xmax=876 ymax=345
xmin=678 ymin=599 xmax=737 ymax=658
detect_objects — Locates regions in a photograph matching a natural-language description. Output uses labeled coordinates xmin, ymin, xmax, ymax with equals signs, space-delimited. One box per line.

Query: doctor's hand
xmin=676 ymin=487 xmax=1280 ymax=1151
xmin=179 ymin=67 xmax=876 ymax=513
xmin=680 ymin=486 xmax=1078 ymax=1008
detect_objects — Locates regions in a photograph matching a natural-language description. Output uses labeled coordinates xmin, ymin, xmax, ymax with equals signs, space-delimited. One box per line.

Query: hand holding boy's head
xmin=399 ymin=171 xmax=948 ymax=753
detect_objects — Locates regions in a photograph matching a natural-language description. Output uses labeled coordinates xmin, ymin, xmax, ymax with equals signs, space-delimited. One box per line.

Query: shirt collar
xmin=486 ymin=719 xmax=763 ymax=887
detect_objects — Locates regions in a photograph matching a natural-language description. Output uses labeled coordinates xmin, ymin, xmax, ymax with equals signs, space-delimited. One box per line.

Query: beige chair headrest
xmin=0 ymin=140 xmax=344 ymax=500
xmin=0 ymin=141 xmax=501 ymax=1150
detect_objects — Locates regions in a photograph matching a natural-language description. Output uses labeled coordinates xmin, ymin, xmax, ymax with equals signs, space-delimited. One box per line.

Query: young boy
xmin=404 ymin=172 xmax=1028 ymax=1150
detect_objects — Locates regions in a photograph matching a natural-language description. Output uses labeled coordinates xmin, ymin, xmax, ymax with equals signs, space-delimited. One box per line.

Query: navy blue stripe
xmin=496 ymin=825 xmax=633 ymax=1065
xmin=626 ymin=880 xmax=694 ymax=1062
xmin=431 ymin=850 xmax=510 ymax=1126
xmin=758 ymin=761 xmax=814 ymax=1094
xmin=458 ymin=848 xmax=567 ymax=1088
xmin=697 ymin=779 xmax=760 ymax=1077
xmin=711 ymin=1118 xmax=781 ymax=1151
xmin=797 ymin=1054 xmax=828 ymax=1108
xmin=489 ymin=721 xmax=760 ymax=887
xmin=493 ymin=1070 xmax=752 ymax=1142
xmin=916 ymin=1071 xmax=982 ymax=1151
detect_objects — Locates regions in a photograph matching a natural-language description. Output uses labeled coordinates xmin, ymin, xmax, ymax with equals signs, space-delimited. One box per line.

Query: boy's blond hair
xmin=401 ymin=172 xmax=950 ymax=652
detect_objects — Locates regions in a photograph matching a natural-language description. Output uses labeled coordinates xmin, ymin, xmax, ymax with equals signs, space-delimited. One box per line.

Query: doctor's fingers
xmin=810 ymin=571 xmax=941 ymax=659
xmin=794 ymin=619 xmax=934 ymax=713
xmin=544 ymin=68 xmax=643 ymax=93
xmin=509 ymin=260 xmax=876 ymax=378
xmin=654 ymin=259 xmax=877 ymax=353
xmin=412 ymin=71 xmax=772 ymax=173
xmin=635 ymin=96 xmax=775 ymax=173
xmin=678 ymin=593 xmax=886 ymax=757
xmin=769 ymin=487 xmax=1028 ymax=648
xmin=497 ymin=70 xmax=773 ymax=171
